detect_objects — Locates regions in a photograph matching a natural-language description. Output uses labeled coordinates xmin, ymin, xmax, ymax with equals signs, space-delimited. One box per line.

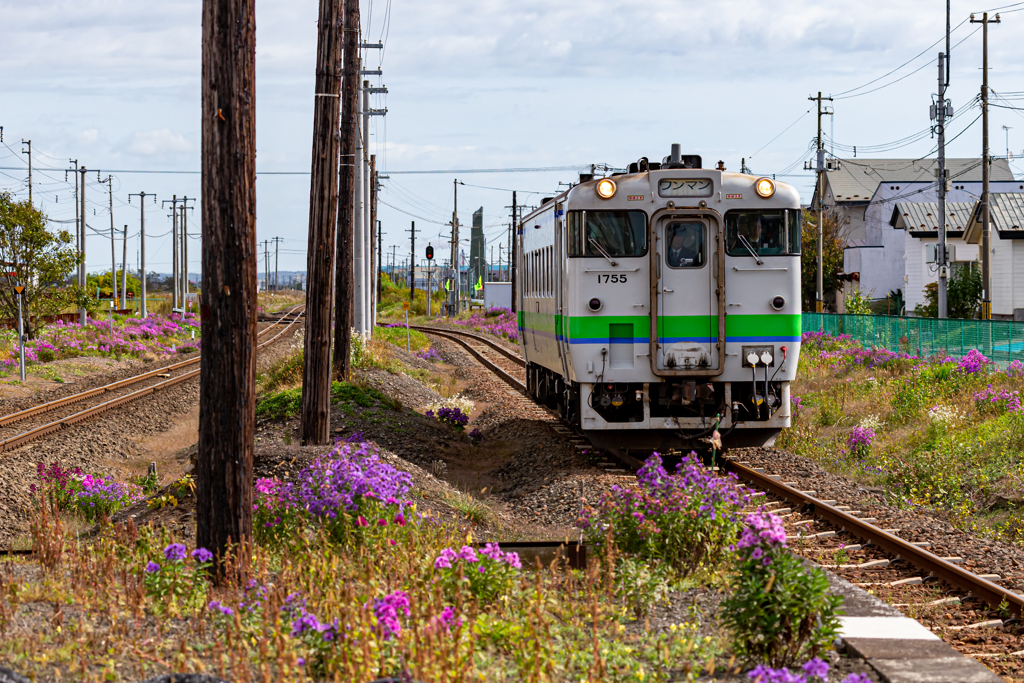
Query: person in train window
xmin=757 ymin=214 xmax=786 ymax=255
xmin=666 ymin=223 xmax=704 ymax=267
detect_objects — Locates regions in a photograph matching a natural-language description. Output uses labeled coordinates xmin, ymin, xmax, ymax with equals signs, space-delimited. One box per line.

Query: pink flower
xmin=356 ymin=516 xmax=368 ymax=527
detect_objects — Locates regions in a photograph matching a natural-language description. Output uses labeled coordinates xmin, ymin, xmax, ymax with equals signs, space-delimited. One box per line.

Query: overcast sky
xmin=1 ymin=0 xmax=1023 ymax=279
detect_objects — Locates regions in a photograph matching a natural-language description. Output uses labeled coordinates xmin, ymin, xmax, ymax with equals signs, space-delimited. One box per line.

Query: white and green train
xmin=517 ymin=147 xmax=801 ymax=451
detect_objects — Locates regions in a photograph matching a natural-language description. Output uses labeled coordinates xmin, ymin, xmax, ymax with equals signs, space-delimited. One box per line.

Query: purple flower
xmin=373 ymin=590 xmax=411 ymax=640
xmin=145 ymin=561 xmax=160 ymax=573
xmin=163 ymin=543 xmax=187 ymax=562
xmin=458 ymin=545 xmax=478 ymax=562
xmin=846 ymin=426 xmax=874 ymax=450
xmin=191 ymin=547 xmax=214 ymax=563
xmin=208 ymin=600 xmax=234 ymax=616
xmin=801 ymin=658 xmax=829 ymax=681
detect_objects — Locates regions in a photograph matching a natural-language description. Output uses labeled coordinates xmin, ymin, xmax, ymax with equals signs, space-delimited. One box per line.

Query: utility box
xmin=483 ymin=282 xmax=512 ymax=311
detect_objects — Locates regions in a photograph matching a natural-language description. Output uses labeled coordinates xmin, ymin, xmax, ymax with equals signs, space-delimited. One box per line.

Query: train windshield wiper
xmin=588 ymin=237 xmax=619 ymax=267
xmin=737 ymin=234 xmax=764 ymax=266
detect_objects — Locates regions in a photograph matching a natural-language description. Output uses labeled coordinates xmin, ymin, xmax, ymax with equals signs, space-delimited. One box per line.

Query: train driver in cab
xmin=666 ymin=223 xmax=704 ymax=267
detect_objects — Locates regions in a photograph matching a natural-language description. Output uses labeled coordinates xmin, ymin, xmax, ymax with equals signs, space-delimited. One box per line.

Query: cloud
xmin=77 ymin=128 xmax=100 ymax=145
xmin=125 ymin=129 xmax=193 ymax=156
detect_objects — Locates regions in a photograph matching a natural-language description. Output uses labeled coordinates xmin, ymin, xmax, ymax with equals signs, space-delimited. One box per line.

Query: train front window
xmin=568 ymin=210 xmax=647 ymax=257
xmin=665 ymin=222 xmax=705 ymax=268
xmin=725 ymin=210 xmax=800 ymax=257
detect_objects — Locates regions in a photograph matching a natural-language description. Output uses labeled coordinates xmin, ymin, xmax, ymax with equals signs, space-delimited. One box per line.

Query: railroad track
xmin=0 ymin=305 xmax=305 ymax=454
xmin=412 ymin=324 xmax=1024 ymax=635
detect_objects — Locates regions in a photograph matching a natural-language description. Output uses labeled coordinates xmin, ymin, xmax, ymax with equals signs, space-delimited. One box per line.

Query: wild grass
xmin=780 ymin=337 xmax=1024 ymax=541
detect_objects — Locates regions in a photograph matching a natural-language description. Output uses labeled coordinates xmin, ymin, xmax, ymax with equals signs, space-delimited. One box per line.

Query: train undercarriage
xmin=525 ymin=362 xmax=785 ymax=451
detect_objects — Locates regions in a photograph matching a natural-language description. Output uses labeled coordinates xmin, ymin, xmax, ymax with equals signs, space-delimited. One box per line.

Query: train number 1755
xmin=597 ymin=274 xmax=628 ymax=283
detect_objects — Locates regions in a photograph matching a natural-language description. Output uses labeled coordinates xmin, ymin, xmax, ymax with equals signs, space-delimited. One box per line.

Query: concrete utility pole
xmin=121 ymin=225 xmax=128 ymax=309
xmin=181 ymin=197 xmax=195 ymax=300
xmin=408 ymin=220 xmax=416 ymax=301
xmin=353 ymin=62 xmax=365 ymax=337
xmin=21 ymin=140 xmax=31 ymax=205
xmin=128 ymin=191 xmax=153 ymax=317
xmin=451 ymin=179 xmax=461 ymax=314
xmin=362 ymin=82 xmax=370 ymax=334
xmin=79 ymin=166 xmax=87 ymax=325
xmin=332 ymin=0 xmax=359 ymax=381
xmin=511 ymin=190 xmax=517 ymax=312
xmin=301 ymin=0 xmax=344 ymax=445
xmin=163 ymin=196 xmax=179 ymax=310
xmin=934 ymin=0 xmax=953 ymax=319
xmin=261 ymin=239 xmax=270 ymax=291
xmin=972 ymin=11 xmax=1001 ymax=320
xmin=369 ymin=155 xmax=377 ymax=325
xmin=377 ymin=219 xmax=383 ymax=306
xmin=272 ymin=236 xmax=284 ymax=291
xmin=104 ymin=175 xmax=118 ymax=306
xmin=808 ymin=91 xmax=833 ymax=313
xmin=196 ymin=0 xmax=258 ymax=582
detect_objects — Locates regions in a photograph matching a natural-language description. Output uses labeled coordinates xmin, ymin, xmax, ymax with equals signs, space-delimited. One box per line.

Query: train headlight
xmin=755 ymin=177 xmax=775 ymax=198
xmin=595 ymin=178 xmax=617 ymax=199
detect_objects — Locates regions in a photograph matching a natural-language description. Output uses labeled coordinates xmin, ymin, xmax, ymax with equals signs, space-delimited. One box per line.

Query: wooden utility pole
xmin=333 ymin=0 xmax=359 ymax=381
xmin=196 ymin=0 xmax=258 ymax=581
xmin=972 ymin=11 xmax=1000 ymax=320
xmin=301 ymin=0 xmax=344 ymax=445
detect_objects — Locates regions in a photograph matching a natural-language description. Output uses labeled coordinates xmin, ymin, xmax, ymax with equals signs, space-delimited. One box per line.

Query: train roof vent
xmin=661 ymin=143 xmax=702 ymax=169
xmin=541 ymin=197 xmax=555 ymax=205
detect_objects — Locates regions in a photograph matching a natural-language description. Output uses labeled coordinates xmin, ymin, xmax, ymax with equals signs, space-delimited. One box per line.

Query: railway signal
xmin=14 ymin=284 xmax=25 ymax=381
xmin=426 ymin=244 xmax=433 ymax=260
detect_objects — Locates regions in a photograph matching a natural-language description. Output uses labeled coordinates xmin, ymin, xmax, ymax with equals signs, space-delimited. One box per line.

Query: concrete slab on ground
xmin=869 ymin=656 xmax=1004 ymax=683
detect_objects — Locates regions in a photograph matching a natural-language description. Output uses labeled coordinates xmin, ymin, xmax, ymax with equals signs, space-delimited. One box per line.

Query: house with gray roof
xmin=962 ymin=193 xmax=1024 ymax=319
xmin=813 ymin=158 xmax=1019 ymax=306
xmin=888 ymin=201 xmax=976 ymax=314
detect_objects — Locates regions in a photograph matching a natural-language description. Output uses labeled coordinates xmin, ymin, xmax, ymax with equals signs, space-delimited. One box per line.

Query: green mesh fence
xmin=802 ymin=313 xmax=1024 ymax=366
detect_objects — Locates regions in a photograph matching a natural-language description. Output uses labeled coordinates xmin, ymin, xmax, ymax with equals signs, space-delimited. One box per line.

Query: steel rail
xmin=723 ymin=458 xmax=1024 ymax=618
xmin=0 ymin=306 xmax=305 ymax=454
xmin=415 ymin=327 xmax=527 ymax=394
xmin=0 ymin=305 xmax=305 ymax=429
xmin=408 ymin=325 xmax=525 ymax=367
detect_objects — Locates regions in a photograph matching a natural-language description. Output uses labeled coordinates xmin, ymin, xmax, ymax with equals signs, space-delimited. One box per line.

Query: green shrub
xmin=721 ymin=511 xmax=841 ymax=667
xmin=615 ymin=557 xmax=672 ymax=619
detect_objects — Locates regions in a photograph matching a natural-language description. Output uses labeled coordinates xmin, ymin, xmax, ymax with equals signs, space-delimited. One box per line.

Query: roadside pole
xmin=404 ymin=301 xmax=410 ymax=352
xmin=15 ymin=284 xmax=25 ymax=382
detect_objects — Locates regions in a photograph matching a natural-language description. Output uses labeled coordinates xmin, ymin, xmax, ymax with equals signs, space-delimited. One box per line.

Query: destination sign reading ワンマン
xmin=657 ymin=179 xmax=713 ymax=198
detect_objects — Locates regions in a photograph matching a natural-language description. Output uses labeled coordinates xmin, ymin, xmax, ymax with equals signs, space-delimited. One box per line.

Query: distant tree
xmin=0 ymin=192 xmax=85 ymax=338
xmin=914 ymin=261 xmax=982 ymax=319
xmin=86 ymin=271 xmax=142 ymax=298
xmin=800 ymin=208 xmax=847 ymax=311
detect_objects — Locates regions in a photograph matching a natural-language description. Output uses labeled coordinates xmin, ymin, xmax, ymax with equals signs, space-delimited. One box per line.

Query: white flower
xmin=426 ymin=394 xmax=475 ymax=416
xmin=928 ymin=404 xmax=962 ymax=424
xmin=858 ymin=414 xmax=885 ymax=431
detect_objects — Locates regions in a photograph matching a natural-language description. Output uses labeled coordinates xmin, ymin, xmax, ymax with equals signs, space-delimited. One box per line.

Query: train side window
xmin=567 ymin=210 xmax=647 ymax=257
xmin=664 ymin=222 xmax=705 ymax=268
xmin=786 ymin=209 xmax=802 ymax=254
xmin=725 ymin=210 xmax=795 ymax=257
xmin=568 ymin=212 xmax=584 ymax=256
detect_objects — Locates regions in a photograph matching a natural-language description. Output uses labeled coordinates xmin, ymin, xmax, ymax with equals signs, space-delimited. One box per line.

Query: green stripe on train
xmin=520 ymin=313 xmax=801 ymax=339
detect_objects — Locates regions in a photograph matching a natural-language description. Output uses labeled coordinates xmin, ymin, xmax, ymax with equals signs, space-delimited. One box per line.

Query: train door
xmin=652 ymin=215 xmax=723 ymax=372
xmin=555 ymin=202 xmax=573 ymax=380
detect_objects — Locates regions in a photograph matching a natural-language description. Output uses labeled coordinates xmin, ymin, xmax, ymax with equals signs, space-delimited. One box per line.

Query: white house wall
xmin=846 ymin=181 xmax=1021 ymax=304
